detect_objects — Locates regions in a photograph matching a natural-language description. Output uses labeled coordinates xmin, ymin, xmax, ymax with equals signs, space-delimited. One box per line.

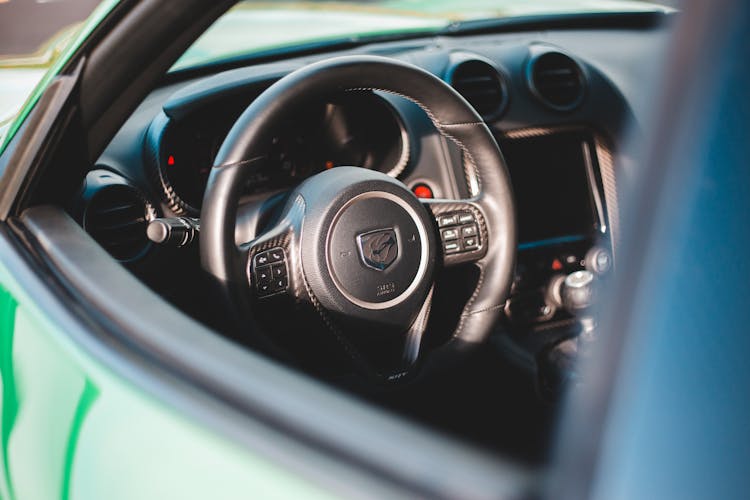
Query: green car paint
xmin=0 ymin=287 xmax=18 ymax=500
xmin=0 ymin=264 xmax=334 ymax=500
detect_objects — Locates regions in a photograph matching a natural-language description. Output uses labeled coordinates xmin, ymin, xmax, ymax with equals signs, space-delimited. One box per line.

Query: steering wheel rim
xmin=200 ymin=55 xmax=516 ymax=381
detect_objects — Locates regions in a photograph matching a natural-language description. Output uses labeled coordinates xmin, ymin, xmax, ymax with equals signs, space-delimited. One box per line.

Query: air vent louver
xmin=449 ymin=60 xmax=508 ymax=120
xmin=84 ymin=185 xmax=152 ymax=262
xmin=528 ymin=51 xmax=585 ymax=111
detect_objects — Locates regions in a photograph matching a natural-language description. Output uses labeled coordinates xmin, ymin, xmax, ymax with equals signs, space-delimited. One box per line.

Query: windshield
xmin=174 ymin=0 xmax=675 ymax=71
xmin=0 ymin=0 xmax=675 ymax=147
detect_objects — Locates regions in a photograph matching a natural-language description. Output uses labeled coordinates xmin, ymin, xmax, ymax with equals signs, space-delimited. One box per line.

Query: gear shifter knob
xmin=561 ymin=270 xmax=595 ymax=312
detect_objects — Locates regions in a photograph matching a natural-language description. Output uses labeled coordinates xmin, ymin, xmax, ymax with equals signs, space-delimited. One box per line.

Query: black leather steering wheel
xmin=200 ymin=55 xmax=516 ymax=382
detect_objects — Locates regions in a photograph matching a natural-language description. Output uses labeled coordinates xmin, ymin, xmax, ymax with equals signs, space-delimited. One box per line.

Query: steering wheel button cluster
xmin=436 ymin=211 xmax=482 ymax=255
xmin=254 ymin=248 xmax=288 ymax=297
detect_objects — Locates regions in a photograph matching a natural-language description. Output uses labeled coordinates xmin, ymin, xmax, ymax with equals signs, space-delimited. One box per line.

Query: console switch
xmin=458 ymin=213 xmax=474 ymax=224
xmin=461 ymin=225 xmax=477 ymax=237
xmin=438 ymin=214 xmax=459 ymax=227
xmin=269 ymin=249 xmax=284 ymax=262
xmin=256 ymin=266 xmax=272 ymax=283
xmin=444 ymin=241 xmax=461 ymax=254
xmin=463 ymin=237 xmax=479 ymax=250
xmin=441 ymin=228 xmax=459 ymax=240
xmin=272 ymin=263 xmax=286 ymax=278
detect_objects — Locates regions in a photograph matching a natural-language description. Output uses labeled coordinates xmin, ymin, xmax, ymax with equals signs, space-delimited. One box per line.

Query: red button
xmin=412 ymin=184 xmax=433 ymax=199
xmin=551 ymin=258 xmax=563 ymax=271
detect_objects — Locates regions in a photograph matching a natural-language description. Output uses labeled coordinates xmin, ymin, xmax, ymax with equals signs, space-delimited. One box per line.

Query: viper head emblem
xmin=356 ymin=229 xmax=399 ymax=271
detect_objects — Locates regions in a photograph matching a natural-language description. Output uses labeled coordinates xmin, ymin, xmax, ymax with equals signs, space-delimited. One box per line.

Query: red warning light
xmin=325 ymin=160 xmax=334 ymax=170
xmin=167 ymin=155 xmax=175 ymax=166
xmin=551 ymin=258 xmax=563 ymax=271
xmin=412 ymin=184 xmax=434 ymax=199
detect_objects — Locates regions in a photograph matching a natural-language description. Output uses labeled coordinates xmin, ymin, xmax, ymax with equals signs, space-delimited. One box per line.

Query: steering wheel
xmin=200 ymin=55 xmax=516 ymax=382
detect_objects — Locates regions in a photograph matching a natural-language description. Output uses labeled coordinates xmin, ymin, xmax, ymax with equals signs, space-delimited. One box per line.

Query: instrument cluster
xmin=152 ymin=92 xmax=409 ymax=215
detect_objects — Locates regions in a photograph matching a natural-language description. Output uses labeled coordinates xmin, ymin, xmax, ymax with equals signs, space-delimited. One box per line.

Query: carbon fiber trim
xmin=594 ymin=135 xmax=619 ymax=256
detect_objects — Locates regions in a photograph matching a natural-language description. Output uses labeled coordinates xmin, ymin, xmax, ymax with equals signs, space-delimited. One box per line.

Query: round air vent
xmin=84 ymin=183 xmax=155 ymax=262
xmin=527 ymin=50 xmax=586 ymax=111
xmin=448 ymin=59 xmax=509 ymax=121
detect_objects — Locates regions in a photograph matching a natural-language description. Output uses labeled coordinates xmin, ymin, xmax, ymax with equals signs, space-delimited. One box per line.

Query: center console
xmin=494 ymin=127 xmax=614 ymax=394
xmin=497 ymin=128 xmax=613 ymax=327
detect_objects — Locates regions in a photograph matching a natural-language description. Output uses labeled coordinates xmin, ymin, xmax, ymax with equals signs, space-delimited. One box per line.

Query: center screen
xmin=498 ymin=131 xmax=598 ymax=245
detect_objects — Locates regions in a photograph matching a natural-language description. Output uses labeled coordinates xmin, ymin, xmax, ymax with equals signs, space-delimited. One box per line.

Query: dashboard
xmin=79 ymin=13 xmax=671 ymax=391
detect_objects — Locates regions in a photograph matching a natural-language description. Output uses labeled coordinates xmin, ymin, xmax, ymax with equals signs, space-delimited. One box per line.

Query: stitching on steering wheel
xmin=463 ymin=303 xmax=505 ymax=316
xmin=438 ymin=121 xmax=485 ymax=127
xmin=211 ymin=155 xmax=266 ymax=169
xmin=435 ymin=125 xmax=482 ymax=198
xmin=453 ymin=262 xmax=486 ymax=338
xmin=344 ymin=87 xmax=483 ymax=196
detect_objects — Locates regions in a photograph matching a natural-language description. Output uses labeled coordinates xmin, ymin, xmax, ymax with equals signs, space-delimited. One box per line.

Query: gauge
xmin=262 ymin=93 xmax=409 ymax=181
xmin=151 ymin=91 xmax=409 ymax=214
xmin=314 ymin=93 xmax=409 ymax=177
xmin=149 ymin=105 xmax=240 ymax=215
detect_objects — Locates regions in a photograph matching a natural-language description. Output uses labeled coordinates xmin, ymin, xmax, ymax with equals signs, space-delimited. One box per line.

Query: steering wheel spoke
xmin=400 ymin=285 xmax=434 ymax=369
xmin=421 ymin=198 xmax=488 ymax=267
xmin=344 ymin=285 xmax=435 ymax=384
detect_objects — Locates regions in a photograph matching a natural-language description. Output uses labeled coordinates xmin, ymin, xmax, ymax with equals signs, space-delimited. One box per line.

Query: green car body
xmin=0 ymin=265 xmax=334 ymax=500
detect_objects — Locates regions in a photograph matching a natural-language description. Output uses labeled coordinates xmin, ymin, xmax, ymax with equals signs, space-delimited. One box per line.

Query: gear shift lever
xmin=548 ymin=269 xmax=597 ymax=339
xmin=541 ymin=269 xmax=598 ymax=396
xmin=561 ymin=270 xmax=594 ymax=311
